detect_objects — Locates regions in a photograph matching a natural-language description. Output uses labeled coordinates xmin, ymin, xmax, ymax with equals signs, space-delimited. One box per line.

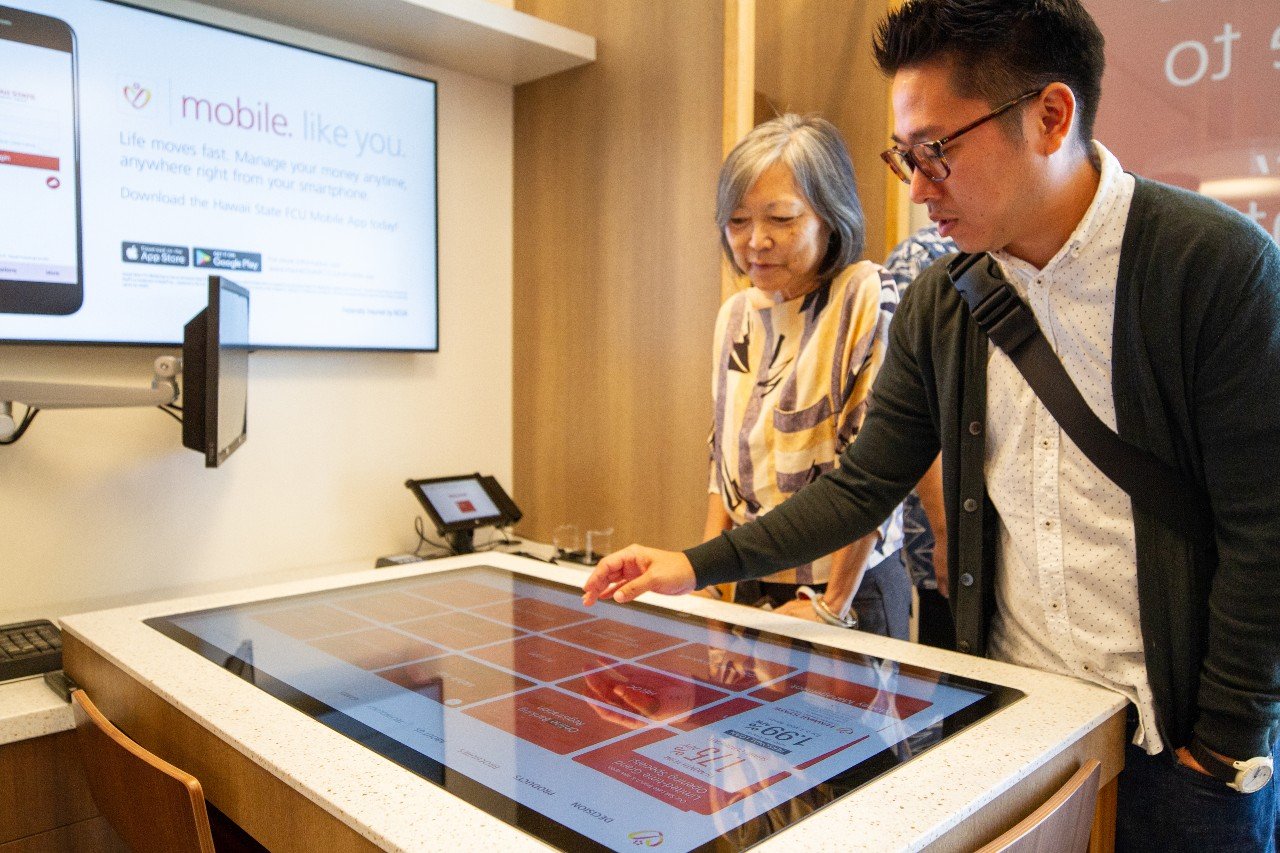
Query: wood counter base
xmin=63 ymin=633 xmax=381 ymax=853
xmin=926 ymin=707 xmax=1124 ymax=852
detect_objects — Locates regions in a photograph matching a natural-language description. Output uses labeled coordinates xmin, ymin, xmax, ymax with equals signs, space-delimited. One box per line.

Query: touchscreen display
xmin=416 ymin=477 xmax=501 ymax=526
xmin=146 ymin=565 xmax=1022 ymax=852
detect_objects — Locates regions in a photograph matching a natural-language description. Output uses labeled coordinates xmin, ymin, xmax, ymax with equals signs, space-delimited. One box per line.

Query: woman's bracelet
xmin=812 ymin=596 xmax=858 ymax=629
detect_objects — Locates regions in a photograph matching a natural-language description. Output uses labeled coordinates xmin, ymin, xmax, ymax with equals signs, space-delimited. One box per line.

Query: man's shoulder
xmin=1129 ymin=176 xmax=1275 ymax=260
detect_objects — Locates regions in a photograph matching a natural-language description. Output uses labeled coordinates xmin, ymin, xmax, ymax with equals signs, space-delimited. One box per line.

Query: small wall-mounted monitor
xmin=405 ymin=474 xmax=522 ymax=554
xmin=182 ymin=275 xmax=249 ymax=467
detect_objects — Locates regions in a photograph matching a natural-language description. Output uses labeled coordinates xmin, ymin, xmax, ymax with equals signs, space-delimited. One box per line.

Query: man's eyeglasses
xmin=881 ymin=89 xmax=1043 ymax=185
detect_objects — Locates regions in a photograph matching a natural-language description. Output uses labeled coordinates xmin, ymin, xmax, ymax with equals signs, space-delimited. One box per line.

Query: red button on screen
xmin=0 ymin=150 xmax=60 ymax=170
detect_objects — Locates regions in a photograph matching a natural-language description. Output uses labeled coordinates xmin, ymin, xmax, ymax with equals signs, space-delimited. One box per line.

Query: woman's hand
xmin=582 ymin=545 xmax=697 ymax=606
xmin=772 ymin=598 xmax=822 ymax=621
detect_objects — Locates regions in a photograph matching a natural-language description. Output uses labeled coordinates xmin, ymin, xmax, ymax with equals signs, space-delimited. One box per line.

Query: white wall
xmin=0 ymin=16 xmax=513 ymax=622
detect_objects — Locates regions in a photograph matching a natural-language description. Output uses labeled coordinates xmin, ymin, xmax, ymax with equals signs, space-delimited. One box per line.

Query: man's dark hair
xmin=873 ymin=0 xmax=1105 ymax=146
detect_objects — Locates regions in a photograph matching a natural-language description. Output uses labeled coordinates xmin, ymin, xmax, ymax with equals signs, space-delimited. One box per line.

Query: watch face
xmin=1239 ymin=763 xmax=1273 ymax=794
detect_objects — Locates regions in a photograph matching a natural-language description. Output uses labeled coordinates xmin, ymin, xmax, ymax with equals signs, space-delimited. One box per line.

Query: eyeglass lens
xmin=882 ymin=144 xmax=947 ymax=185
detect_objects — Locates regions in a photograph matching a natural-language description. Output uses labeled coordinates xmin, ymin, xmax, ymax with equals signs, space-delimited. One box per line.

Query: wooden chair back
xmin=976 ymin=758 xmax=1102 ymax=853
xmin=71 ymin=688 xmax=216 ymax=853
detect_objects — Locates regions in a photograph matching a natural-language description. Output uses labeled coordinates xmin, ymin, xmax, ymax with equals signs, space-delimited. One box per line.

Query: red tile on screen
xmin=407 ymin=579 xmax=516 ymax=607
xmin=470 ymin=597 xmax=593 ymax=632
xmin=464 ymin=686 xmax=636 ymax=754
xmin=252 ymin=604 xmax=374 ymax=640
xmin=309 ymin=628 xmax=445 ymax=670
xmin=399 ymin=611 xmax=524 ymax=649
xmin=339 ymin=591 xmax=448 ymax=623
xmin=574 ymin=731 xmax=789 ymax=815
xmin=559 ymin=663 xmax=729 ymax=721
xmin=750 ymin=671 xmax=932 ymax=719
xmin=469 ymin=635 xmax=617 ymax=682
xmin=547 ymin=618 xmax=685 ymax=659
xmin=667 ymin=697 xmax=764 ymax=732
xmin=379 ymin=655 xmax=534 ymax=705
xmin=639 ymin=643 xmax=796 ymax=691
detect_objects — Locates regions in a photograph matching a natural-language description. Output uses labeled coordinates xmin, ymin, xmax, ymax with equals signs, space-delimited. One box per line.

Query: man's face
xmin=890 ymin=63 xmax=1037 ymax=256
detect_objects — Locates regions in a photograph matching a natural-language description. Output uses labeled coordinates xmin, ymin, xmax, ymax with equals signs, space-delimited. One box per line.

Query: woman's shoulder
xmin=830 ymin=260 xmax=898 ymax=312
xmin=715 ymin=286 xmax=753 ymax=322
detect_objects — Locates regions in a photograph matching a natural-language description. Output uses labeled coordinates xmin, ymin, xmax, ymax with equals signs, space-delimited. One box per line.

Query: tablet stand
xmin=445 ymin=529 xmax=476 ymax=554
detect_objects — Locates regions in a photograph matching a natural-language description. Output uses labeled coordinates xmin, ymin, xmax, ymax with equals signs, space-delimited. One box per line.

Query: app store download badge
xmin=121 ymin=242 xmax=189 ymax=267
xmin=193 ymin=248 xmax=262 ymax=273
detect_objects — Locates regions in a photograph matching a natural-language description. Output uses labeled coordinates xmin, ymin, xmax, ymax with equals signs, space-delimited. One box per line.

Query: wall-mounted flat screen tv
xmin=0 ymin=0 xmax=438 ymax=350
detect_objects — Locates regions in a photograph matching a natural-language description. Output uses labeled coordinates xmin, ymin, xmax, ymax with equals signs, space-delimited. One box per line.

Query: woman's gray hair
xmin=716 ymin=114 xmax=865 ymax=280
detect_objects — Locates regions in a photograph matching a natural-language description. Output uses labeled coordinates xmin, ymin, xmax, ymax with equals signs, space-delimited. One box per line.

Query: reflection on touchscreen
xmin=580 ymin=660 xmax=710 ymax=727
xmin=146 ymin=564 xmax=1024 ymax=853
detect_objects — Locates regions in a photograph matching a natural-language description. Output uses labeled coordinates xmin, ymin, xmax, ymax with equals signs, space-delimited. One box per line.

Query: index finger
xmin=581 ymin=550 xmax=634 ymax=606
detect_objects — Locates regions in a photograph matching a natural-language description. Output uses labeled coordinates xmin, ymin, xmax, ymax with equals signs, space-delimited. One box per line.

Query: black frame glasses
xmin=881 ymin=88 xmax=1043 ymax=185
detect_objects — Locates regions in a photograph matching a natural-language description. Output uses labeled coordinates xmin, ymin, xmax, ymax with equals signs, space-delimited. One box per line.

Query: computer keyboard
xmin=0 ymin=619 xmax=63 ymax=683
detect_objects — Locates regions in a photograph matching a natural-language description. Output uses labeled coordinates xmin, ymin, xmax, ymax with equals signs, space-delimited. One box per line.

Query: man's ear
xmin=1032 ymin=82 xmax=1077 ymax=156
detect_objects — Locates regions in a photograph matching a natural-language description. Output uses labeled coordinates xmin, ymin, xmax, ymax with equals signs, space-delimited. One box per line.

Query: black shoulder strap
xmin=948 ymin=252 xmax=1212 ymax=543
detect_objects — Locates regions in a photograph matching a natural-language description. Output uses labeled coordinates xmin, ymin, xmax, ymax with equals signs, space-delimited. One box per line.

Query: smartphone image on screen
xmin=0 ymin=5 xmax=82 ymax=315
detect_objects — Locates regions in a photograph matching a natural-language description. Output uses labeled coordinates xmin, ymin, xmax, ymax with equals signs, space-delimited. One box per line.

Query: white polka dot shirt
xmin=984 ymin=142 xmax=1163 ymax=754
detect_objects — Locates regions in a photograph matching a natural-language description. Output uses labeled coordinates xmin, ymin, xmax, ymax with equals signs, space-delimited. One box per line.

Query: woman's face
xmin=726 ymin=161 xmax=830 ymax=300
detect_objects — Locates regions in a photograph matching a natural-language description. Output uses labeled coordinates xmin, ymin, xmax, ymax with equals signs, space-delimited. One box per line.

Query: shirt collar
xmin=994 ymin=141 xmax=1126 ymax=280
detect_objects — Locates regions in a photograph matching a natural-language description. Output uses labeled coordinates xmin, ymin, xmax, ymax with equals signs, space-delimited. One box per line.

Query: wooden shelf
xmin=194 ymin=0 xmax=596 ymax=85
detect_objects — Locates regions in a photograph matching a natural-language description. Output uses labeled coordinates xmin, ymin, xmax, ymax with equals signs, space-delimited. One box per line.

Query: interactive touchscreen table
xmin=145 ymin=565 xmax=1021 ymax=852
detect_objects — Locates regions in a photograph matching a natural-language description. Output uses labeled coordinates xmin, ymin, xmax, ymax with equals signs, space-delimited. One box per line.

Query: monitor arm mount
xmin=0 ymin=356 xmax=181 ymax=442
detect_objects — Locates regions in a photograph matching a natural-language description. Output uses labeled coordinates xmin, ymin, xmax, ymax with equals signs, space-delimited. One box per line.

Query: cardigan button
xmin=959 ymin=572 xmax=974 ymax=587
xmin=963 ymin=498 xmax=978 ymax=512
xmin=957 ymin=639 xmax=972 ymax=653
xmin=969 ymin=421 xmax=982 ymax=435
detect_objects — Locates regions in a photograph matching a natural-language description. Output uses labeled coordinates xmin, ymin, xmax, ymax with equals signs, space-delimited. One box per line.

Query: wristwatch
xmin=1187 ymin=738 xmax=1274 ymax=793
xmin=794 ymin=586 xmax=858 ymax=629
xmin=811 ymin=596 xmax=858 ymax=629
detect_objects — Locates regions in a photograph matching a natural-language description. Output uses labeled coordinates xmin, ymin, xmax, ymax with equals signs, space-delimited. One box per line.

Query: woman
xmin=703 ymin=114 xmax=911 ymax=638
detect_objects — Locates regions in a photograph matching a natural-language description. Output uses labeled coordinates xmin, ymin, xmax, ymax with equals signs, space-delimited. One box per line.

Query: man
xmin=583 ymin=1 xmax=1280 ymax=849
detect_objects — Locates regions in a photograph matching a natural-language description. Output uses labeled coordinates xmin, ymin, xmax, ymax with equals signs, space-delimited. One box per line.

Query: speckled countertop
xmin=50 ymin=553 xmax=1124 ymax=852
xmin=0 ymin=675 xmax=73 ymax=745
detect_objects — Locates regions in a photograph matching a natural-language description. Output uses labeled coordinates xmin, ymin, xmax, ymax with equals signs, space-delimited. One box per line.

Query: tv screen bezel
xmin=181 ymin=274 xmax=248 ymax=467
xmin=206 ymin=274 xmax=248 ymax=466
xmin=0 ymin=0 xmax=440 ymax=353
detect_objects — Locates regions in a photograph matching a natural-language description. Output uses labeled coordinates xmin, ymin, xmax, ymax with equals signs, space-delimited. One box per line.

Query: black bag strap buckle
xmin=949 ymin=252 xmax=1037 ymax=354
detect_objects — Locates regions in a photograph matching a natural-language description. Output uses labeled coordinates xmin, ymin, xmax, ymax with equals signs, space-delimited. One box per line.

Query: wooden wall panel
xmin=755 ymin=0 xmax=897 ymax=260
xmin=512 ymin=2 xmax=726 ymax=549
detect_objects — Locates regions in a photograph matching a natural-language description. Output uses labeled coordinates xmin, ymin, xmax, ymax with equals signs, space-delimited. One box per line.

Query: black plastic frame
xmin=181 ymin=275 xmax=249 ymax=467
xmin=404 ymin=474 xmax=521 ymax=537
xmin=0 ymin=3 xmax=84 ymax=317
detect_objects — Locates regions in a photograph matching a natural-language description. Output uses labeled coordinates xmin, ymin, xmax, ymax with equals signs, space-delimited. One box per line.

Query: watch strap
xmin=1187 ymin=738 xmax=1239 ymax=785
xmin=811 ymin=596 xmax=858 ymax=629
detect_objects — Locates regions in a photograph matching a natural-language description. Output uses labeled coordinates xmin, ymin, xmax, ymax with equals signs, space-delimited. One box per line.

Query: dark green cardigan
xmin=687 ymin=176 xmax=1280 ymax=760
